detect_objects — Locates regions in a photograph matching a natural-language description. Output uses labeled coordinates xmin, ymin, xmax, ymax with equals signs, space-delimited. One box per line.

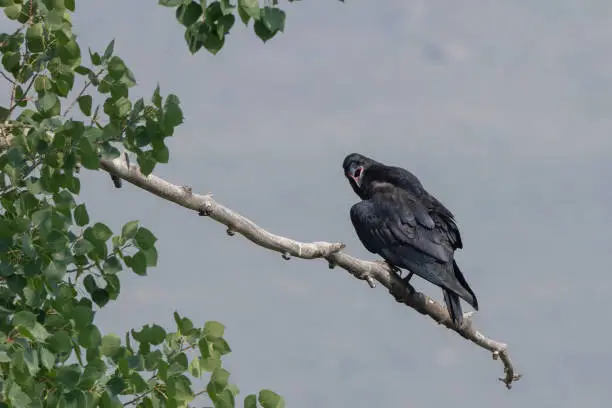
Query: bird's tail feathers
xmin=443 ymin=289 xmax=464 ymax=327
xmin=452 ymin=260 xmax=479 ymax=310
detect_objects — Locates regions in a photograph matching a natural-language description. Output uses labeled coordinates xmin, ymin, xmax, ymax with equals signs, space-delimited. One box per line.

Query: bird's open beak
xmin=348 ymin=165 xmax=363 ymax=187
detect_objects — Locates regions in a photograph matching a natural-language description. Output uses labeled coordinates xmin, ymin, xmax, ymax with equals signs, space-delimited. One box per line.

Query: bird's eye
xmin=353 ymin=167 xmax=362 ymax=178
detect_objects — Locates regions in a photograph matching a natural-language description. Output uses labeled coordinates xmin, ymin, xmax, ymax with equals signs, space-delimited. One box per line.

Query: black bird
xmin=342 ymin=153 xmax=478 ymax=326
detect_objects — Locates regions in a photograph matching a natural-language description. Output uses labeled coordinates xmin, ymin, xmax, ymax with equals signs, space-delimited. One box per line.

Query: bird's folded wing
xmin=350 ymin=198 xmax=452 ymax=263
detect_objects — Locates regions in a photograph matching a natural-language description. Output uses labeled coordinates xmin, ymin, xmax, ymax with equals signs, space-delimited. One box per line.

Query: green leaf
xmin=91 ymin=222 xmax=113 ymax=241
xmin=204 ymin=321 xmax=225 ymax=338
xmin=129 ymin=372 xmax=149 ymax=393
xmin=137 ymin=152 xmax=156 ymax=175
xmin=27 ymin=322 xmax=50 ymax=343
xmin=121 ymin=220 xmax=139 ymax=239
xmin=54 ymin=190 xmax=76 ymax=211
xmin=104 ymin=96 xmax=132 ymax=118
xmin=80 ymin=361 xmax=106 ymax=389
xmin=75 ymin=65 xmax=92 ymax=76
xmin=149 ymin=324 xmax=166 ymax=345
xmin=103 ymin=256 xmax=122 ymax=274
xmin=92 ymin=289 xmax=110 ymax=307
xmin=176 ymin=1 xmax=203 ymax=26
xmin=254 ymin=20 xmax=276 ymax=42
xmin=144 ymin=350 xmax=163 ymax=371
xmin=0 ymin=351 xmax=10 ymax=363
xmin=37 ymin=92 xmax=61 ymax=114
xmin=1 ymin=52 xmax=20 ymax=75
xmin=13 ymin=310 xmax=37 ymax=328
xmin=203 ymin=29 xmax=225 ymax=54
xmin=258 ymin=390 xmax=285 ymax=408
xmin=74 ymin=204 xmax=89 ymax=226
xmin=47 ymin=0 xmax=67 ymax=10
xmin=237 ymin=4 xmax=250 ymax=25
xmin=56 ymin=365 xmax=82 ymax=389
xmin=208 ymin=367 xmax=230 ymax=394
xmin=78 ymin=136 xmax=100 ymax=169
xmin=245 ymin=394 xmax=258 ymax=408
xmin=8 ymin=384 xmax=32 ymax=407
xmin=198 ymin=337 xmax=213 ymax=358
xmin=84 ymin=274 xmax=97 ymax=295
xmin=134 ymin=227 xmax=157 ymax=250
xmin=173 ymin=312 xmax=194 ymax=334
xmin=78 ymin=324 xmax=102 ymax=349
xmin=47 ymin=331 xmax=73 ymax=354
xmin=44 ymin=261 xmax=67 ymax=281
xmin=159 ymin=0 xmax=182 ymax=6
xmin=72 ymin=305 xmax=94 ymax=329
xmin=214 ymin=389 xmax=236 ymax=408
xmin=185 ymin=23 xmax=204 ymax=54
xmin=89 ymin=49 xmax=102 ymax=65
xmin=100 ymin=390 xmax=123 ymax=407
xmin=152 ymin=85 xmax=162 ymax=108
xmin=0 ymin=106 xmax=9 ymax=121
xmin=73 ymin=238 xmax=95 ymax=255
xmin=143 ymin=246 xmax=158 ymax=267
xmin=105 ymin=274 xmax=121 ymax=300
xmin=167 ymin=375 xmax=195 ymax=402
xmin=101 ymin=334 xmax=121 ymax=357
xmin=26 ymin=22 xmax=45 ymax=53
xmin=107 ymin=56 xmax=126 ymax=79
xmin=210 ymin=337 xmax=231 ymax=356
xmin=103 ymin=39 xmax=115 ymax=60
xmin=40 ymin=347 xmax=56 ymax=370
xmin=261 ymin=7 xmax=285 ymax=33
xmin=4 ymin=4 xmax=22 ymax=21
xmin=126 ymin=251 xmax=147 ymax=276
xmin=200 ymin=356 xmax=221 ymax=372
xmin=152 ymin=142 xmax=169 ymax=163
xmin=78 ymin=95 xmax=92 ymax=116
xmin=220 ymin=0 xmax=234 ymax=14
xmin=59 ymin=40 xmax=81 ymax=66
xmin=23 ymin=347 xmax=40 ymax=375
xmin=100 ymin=142 xmax=121 ymax=160
xmin=216 ymin=14 xmax=235 ymax=38
xmin=239 ymin=0 xmax=260 ymax=20
xmin=163 ymin=94 xmax=183 ymax=129
xmin=83 ymin=126 xmax=104 ymax=142
xmin=189 ymin=357 xmax=202 ymax=378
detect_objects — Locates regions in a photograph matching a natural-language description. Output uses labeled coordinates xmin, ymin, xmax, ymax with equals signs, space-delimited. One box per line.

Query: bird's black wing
xmin=427 ymin=194 xmax=463 ymax=250
xmin=383 ymin=166 xmax=463 ymax=249
xmin=350 ymin=193 xmax=477 ymax=303
xmin=349 ymin=192 xmax=452 ymax=264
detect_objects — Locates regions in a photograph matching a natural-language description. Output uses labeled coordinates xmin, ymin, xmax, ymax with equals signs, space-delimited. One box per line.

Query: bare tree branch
xmin=98 ymin=155 xmax=522 ymax=389
xmin=0 ymin=126 xmax=521 ymax=387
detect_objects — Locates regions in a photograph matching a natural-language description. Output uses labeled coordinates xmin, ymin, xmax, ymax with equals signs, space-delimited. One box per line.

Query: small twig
xmin=63 ymin=68 xmax=105 ymax=117
xmin=7 ymin=73 xmax=40 ymax=117
xmin=0 ymin=71 xmax=16 ymax=85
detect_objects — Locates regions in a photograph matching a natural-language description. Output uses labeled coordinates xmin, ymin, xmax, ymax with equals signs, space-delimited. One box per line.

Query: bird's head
xmin=342 ymin=153 xmax=378 ymax=198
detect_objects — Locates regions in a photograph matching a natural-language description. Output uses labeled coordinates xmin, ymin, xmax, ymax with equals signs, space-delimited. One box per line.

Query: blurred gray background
xmin=5 ymin=0 xmax=612 ymax=406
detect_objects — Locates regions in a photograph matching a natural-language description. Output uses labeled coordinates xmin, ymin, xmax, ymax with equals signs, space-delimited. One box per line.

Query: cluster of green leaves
xmin=0 ymin=0 xmax=286 ymax=407
xmin=159 ymin=0 xmax=287 ymax=54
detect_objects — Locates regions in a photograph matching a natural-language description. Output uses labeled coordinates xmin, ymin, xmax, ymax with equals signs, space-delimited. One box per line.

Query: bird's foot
xmin=401 ymin=271 xmax=414 ymax=284
xmin=376 ymin=260 xmax=402 ymax=277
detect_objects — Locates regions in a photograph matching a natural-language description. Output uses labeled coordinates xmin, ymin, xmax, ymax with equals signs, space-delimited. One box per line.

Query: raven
xmin=342 ymin=153 xmax=478 ymax=326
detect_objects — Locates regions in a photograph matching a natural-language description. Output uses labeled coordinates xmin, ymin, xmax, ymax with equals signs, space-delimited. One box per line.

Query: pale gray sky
xmin=4 ymin=1 xmax=612 ymax=406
